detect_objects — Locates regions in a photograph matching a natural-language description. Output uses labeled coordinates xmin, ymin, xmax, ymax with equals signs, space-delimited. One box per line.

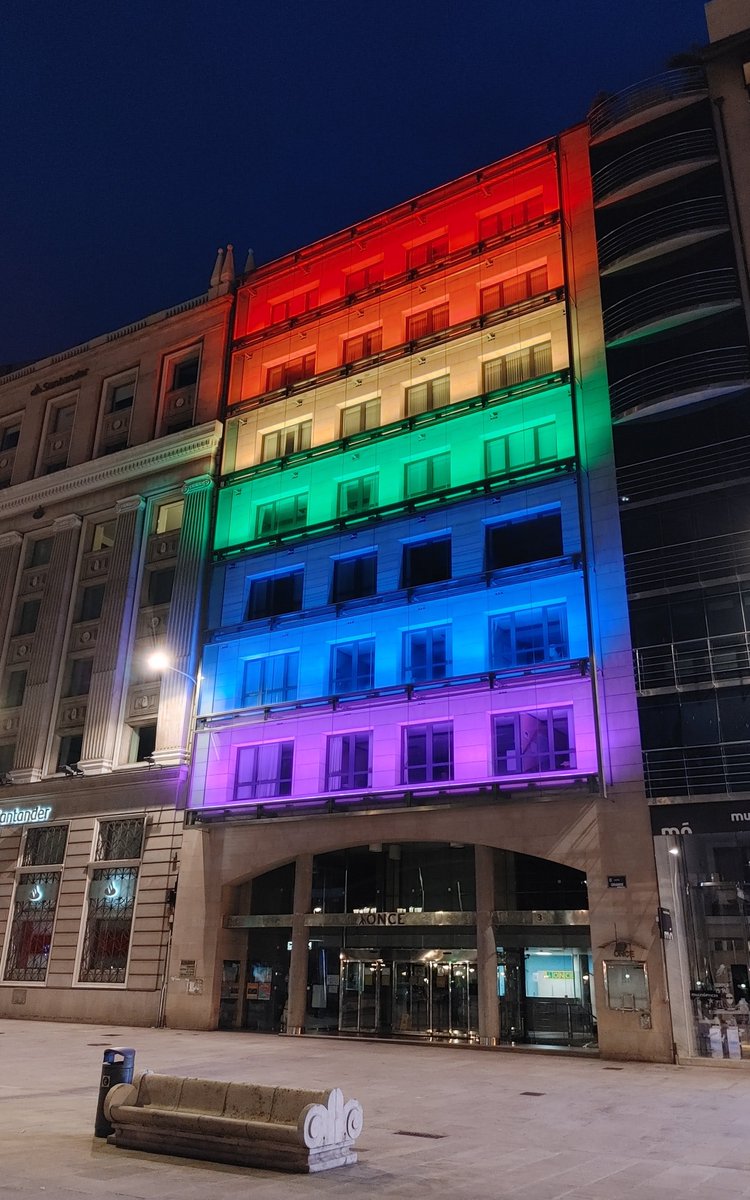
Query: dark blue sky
xmin=2 ymin=1 xmax=709 ymax=365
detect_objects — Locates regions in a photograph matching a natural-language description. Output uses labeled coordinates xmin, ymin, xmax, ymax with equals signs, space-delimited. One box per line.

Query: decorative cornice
xmin=182 ymin=474 xmax=214 ymax=496
xmin=52 ymin=514 xmax=82 ymax=533
xmin=115 ymin=494 xmax=146 ymax=515
xmin=0 ymin=422 xmax=222 ymax=521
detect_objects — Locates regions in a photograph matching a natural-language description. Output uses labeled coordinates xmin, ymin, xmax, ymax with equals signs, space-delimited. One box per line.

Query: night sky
xmin=2 ymin=1 xmax=710 ymax=366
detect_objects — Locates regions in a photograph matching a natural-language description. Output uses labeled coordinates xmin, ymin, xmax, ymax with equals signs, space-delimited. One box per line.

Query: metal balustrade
xmin=644 ymin=743 xmax=750 ymax=798
xmin=598 ymin=197 xmax=728 ymax=271
xmin=609 ymin=347 xmax=750 ymax=420
xmin=618 ymin=429 xmax=750 ymax=505
xmin=592 ymin=129 xmax=717 ymax=205
xmin=635 ymin=632 xmax=750 ymax=692
xmin=626 ymin=528 xmax=750 ymax=594
xmin=603 ymin=269 xmax=739 ymax=344
xmin=589 ymin=68 xmax=707 ymax=139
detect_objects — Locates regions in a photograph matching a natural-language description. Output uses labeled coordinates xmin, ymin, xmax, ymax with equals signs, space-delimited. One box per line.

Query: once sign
xmin=356 ymin=911 xmax=406 ymax=927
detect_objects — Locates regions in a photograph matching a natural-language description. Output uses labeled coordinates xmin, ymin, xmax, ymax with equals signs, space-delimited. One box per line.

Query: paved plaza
xmin=2 ymin=1019 xmax=750 ymax=1198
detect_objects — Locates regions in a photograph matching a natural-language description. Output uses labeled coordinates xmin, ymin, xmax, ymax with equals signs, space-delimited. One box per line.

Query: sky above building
xmin=2 ymin=0 xmax=710 ymax=365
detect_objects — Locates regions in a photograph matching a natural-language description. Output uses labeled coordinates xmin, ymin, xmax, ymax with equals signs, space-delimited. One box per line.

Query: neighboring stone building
xmin=0 ymin=251 xmax=234 ymax=1024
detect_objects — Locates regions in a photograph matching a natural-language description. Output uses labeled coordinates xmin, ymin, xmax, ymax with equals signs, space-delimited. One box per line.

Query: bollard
xmin=94 ymin=1047 xmax=136 ymax=1138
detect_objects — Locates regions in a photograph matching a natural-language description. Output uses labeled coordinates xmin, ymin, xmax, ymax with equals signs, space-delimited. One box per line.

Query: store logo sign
xmin=356 ymin=911 xmax=406 ymax=927
xmin=0 ymin=805 xmax=53 ymax=828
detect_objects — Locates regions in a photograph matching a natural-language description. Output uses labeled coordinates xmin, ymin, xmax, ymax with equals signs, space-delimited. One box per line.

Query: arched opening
xmin=220 ymin=841 xmax=595 ymax=1050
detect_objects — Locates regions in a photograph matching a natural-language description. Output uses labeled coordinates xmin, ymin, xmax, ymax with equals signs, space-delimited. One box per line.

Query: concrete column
xmin=286 ymin=853 xmax=313 ymax=1035
xmin=165 ymin=823 xmax=225 ymax=1030
xmin=475 ymin=845 xmax=500 ymax=1046
xmin=12 ymin=515 xmax=81 ymax=782
xmin=79 ymin=496 xmax=145 ymax=773
xmin=153 ymin=475 xmax=213 ymax=765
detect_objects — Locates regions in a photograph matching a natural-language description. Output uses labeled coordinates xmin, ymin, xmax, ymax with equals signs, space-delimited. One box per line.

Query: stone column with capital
xmin=12 ymin=515 xmax=82 ymax=783
xmin=79 ymin=496 xmax=146 ymax=774
xmin=153 ymin=475 xmax=213 ymax=765
xmin=0 ymin=533 xmax=23 ymax=760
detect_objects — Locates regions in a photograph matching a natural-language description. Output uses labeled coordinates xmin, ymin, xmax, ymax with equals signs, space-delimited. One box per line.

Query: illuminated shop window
xmin=403 ymin=626 xmax=451 ymax=683
xmin=485 ymin=421 xmax=557 ymax=478
xmin=404 ymin=453 xmax=450 ymax=499
xmin=261 ymin=420 xmax=312 ymax=462
xmin=330 ymin=640 xmax=375 ymax=693
xmin=405 ymin=303 xmax=449 ymax=341
xmin=406 ymin=237 xmax=449 ymax=270
xmin=337 ymin=473 xmax=378 ymax=517
xmin=3 ymin=824 xmax=68 ymax=983
xmin=341 ymin=398 xmax=380 ymax=437
xmin=490 ymin=605 xmax=569 ymax=669
xmin=402 ymin=722 xmax=454 ymax=784
xmin=483 ymin=341 xmax=553 ymax=393
xmin=485 ymin=510 xmax=563 ymax=572
xmin=326 ymin=733 xmax=372 ymax=791
xmin=235 ymin=741 xmax=294 ymax=801
xmin=401 ymin=536 xmax=451 ymax=588
xmin=480 ymin=266 xmax=548 ymax=314
xmin=246 ymin=570 xmax=303 ymax=620
xmin=405 ymin=375 xmax=449 ymax=416
xmin=242 ymin=652 xmax=299 ymax=707
xmin=479 ymin=195 xmax=544 ymax=240
xmin=331 ymin=552 xmax=377 ymax=603
xmin=343 ymin=328 xmax=383 ymax=365
xmin=493 ymin=708 xmax=575 ymax=775
xmin=256 ymin=494 xmax=308 ymax=538
xmin=265 ymin=353 xmax=316 ymax=392
xmin=78 ymin=818 xmax=144 ymax=985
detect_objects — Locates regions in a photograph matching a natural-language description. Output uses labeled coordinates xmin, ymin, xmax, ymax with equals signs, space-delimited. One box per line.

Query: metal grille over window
xmin=4 ymin=824 xmax=68 ymax=983
xmin=78 ymin=866 xmax=139 ymax=985
xmin=96 ymin=818 xmax=144 ymax=862
xmin=22 ymin=825 xmax=68 ymax=867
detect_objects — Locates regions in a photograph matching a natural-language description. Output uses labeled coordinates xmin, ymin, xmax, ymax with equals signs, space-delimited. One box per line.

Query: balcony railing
xmin=626 ymin=527 xmax=750 ymax=595
xmin=589 ymin=68 xmax=707 ymax=140
xmin=603 ymin=269 xmax=740 ymax=345
xmin=598 ymin=197 xmax=728 ymax=272
xmin=618 ymin=425 xmax=750 ymax=504
xmin=593 ymin=129 xmax=717 ymax=206
xmin=609 ymin=347 xmax=750 ymax=420
xmin=644 ymin=743 xmax=750 ymax=798
xmin=635 ymin=632 xmax=750 ymax=692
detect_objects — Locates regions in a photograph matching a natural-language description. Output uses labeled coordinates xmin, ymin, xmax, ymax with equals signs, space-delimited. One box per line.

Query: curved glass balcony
xmin=603 ymin=269 xmax=740 ymax=347
xmin=589 ymin=68 xmax=707 ymax=142
xmin=609 ymin=347 xmax=750 ymax=420
xmin=598 ymin=197 xmax=729 ymax=275
xmin=593 ymin=129 xmax=717 ymax=208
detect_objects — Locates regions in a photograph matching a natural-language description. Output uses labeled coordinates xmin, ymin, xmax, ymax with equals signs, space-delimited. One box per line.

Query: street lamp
xmin=147 ymin=650 xmax=199 ymax=686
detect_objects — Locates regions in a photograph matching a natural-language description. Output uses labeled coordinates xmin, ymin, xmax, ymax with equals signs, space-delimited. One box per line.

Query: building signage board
xmin=607 ymin=875 xmax=627 ymax=889
xmin=650 ymin=802 xmax=750 ymax=837
xmin=0 ymin=805 xmax=53 ymax=828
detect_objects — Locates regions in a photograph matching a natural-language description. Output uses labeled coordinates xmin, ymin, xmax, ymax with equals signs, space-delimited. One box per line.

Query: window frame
xmin=74 ymin=817 xmax=145 ymax=988
xmin=402 ymin=721 xmax=454 ymax=784
xmin=403 ymin=625 xmax=452 ymax=683
xmin=337 ymin=473 xmax=379 ymax=517
xmin=330 ymin=639 xmax=375 ymax=694
xmin=234 ymin=741 xmax=294 ymax=802
xmin=1 ymin=824 xmax=69 ymax=985
xmin=489 ymin=604 xmax=569 ymax=669
xmin=492 ymin=707 xmax=576 ymax=776
xmin=325 ymin=731 xmax=372 ymax=791
xmin=331 ymin=551 xmax=378 ymax=603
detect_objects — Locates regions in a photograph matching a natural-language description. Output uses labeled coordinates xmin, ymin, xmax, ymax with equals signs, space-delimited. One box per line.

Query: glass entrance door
xmin=339 ymin=959 xmax=381 ymax=1032
xmin=392 ymin=959 xmax=478 ymax=1038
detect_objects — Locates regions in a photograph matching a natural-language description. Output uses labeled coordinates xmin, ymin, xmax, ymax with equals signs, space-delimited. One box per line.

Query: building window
xmin=155 ymin=500 xmax=184 ymax=534
xmin=256 ymin=494 xmax=308 ymax=538
xmin=485 ymin=510 xmax=563 ymax=572
xmin=27 ymin=538 xmax=52 ymax=568
xmin=331 ymin=552 xmax=377 ymax=603
xmin=91 ymin=521 xmax=116 ymax=552
xmin=341 ymin=398 xmax=380 ymax=438
xmin=483 ymin=341 xmax=553 ymax=393
xmin=77 ymin=584 xmax=106 ymax=622
xmin=171 ymin=356 xmax=199 ymax=390
xmin=261 ymin=420 xmax=312 ymax=462
xmin=490 ymin=605 xmax=569 ymax=668
xmin=406 ymin=237 xmax=449 ymax=271
xmin=242 ymin=652 xmax=299 ymax=707
xmin=479 ymin=196 xmax=544 ymax=241
xmin=405 ymin=453 xmax=450 ymax=499
xmin=235 ymin=741 xmax=294 ymax=801
xmin=78 ymin=818 xmax=144 ymax=985
xmin=345 ymin=263 xmax=383 ymax=294
xmin=405 ymin=375 xmax=449 ymax=416
xmin=57 ymin=733 xmax=83 ymax=771
xmin=270 ymin=289 xmax=318 ymax=324
xmin=405 ymin=303 xmax=449 ymax=341
xmin=401 ymin=536 xmax=451 ymax=588
xmin=0 ymin=741 xmax=15 ymax=775
xmin=402 ymin=722 xmax=453 ymax=784
xmin=493 ymin=708 xmax=575 ymax=775
xmin=480 ymin=266 xmax=548 ymax=315
xmin=0 ymin=418 xmax=21 ymax=451
xmin=106 ymin=378 xmax=136 ymax=413
xmin=265 ymin=353 xmax=316 ymax=392
xmin=343 ymin=328 xmax=383 ymax=364
xmin=3 ymin=824 xmax=68 ymax=983
xmin=39 ymin=400 xmax=75 ymax=473
xmin=331 ymin=640 xmax=375 ymax=693
xmin=1 ymin=670 xmax=26 ymax=709
xmin=246 ymin=570 xmax=303 ymax=620
xmin=98 ymin=376 xmax=134 ymax=454
xmin=403 ymin=626 xmax=451 ymax=682
xmin=146 ymin=566 xmax=175 ymax=606
xmin=485 ymin=421 xmax=557 ymax=477
xmin=161 ymin=351 xmax=199 ymax=434
xmin=64 ymin=657 xmax=93 ymax=698
xmin=326 ymin=733 xmax=372 ymax=791
xmin=337 ymin=474 xmax=378 ymax=517
xmin=15 ymin=598 xmax=41 ymax=635
xmin=129 ymin=723 xmax=156 ymax=763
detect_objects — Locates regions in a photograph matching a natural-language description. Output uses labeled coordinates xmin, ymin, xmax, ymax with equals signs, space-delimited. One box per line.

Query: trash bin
xmin=94 ymin=1047 xmax=136 ymax=1138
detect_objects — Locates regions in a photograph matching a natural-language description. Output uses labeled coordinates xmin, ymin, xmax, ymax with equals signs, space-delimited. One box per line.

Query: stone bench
xmin=103 ymin=1072 xmax=364 ymax=1173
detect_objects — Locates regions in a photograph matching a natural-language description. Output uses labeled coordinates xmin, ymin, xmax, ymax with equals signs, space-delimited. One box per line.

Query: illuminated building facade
xmin=167 ymin=130 xmax=674 ymax=1061
xmin=0 ymin=255 xmax=234 ymax=1024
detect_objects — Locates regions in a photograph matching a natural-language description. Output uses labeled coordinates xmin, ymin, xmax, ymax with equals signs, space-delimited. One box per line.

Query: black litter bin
xmin=94 ymin=1047 xmax=136 ymax=1138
